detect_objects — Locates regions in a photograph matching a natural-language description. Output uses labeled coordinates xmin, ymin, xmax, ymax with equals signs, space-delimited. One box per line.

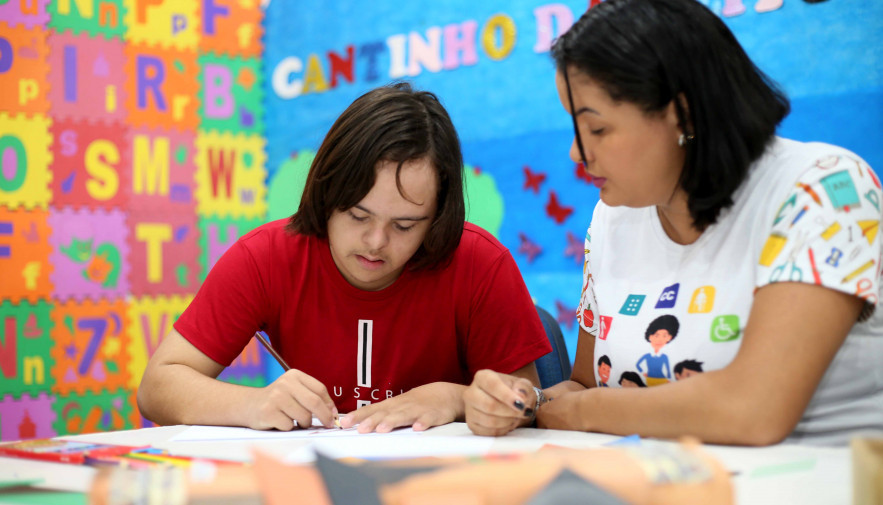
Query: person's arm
xmin=537 ymin=282 xmax=863 ymax=445
xmin=464 ymin=326 xmax=595 ymax=436
xmin=137 ymin=329 xmax=336 ymax=430
xmin=340 ymin=362 xmax=540 ymax=433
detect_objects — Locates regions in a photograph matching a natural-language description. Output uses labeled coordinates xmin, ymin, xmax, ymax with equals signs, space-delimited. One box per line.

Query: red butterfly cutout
xmin=546 ymin=191 xmax=574 ymax=224
xmin=523 ymin=165 xmax=546 ymax=193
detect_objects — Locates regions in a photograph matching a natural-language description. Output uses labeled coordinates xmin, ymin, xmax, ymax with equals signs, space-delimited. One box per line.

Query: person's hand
xmin=245 ymin=369 xmax=337 ymax=431
xmin=339 ymin=382 xmax=464 ymax=433
xmin=464 ymin=369 xmax=536 ymax=437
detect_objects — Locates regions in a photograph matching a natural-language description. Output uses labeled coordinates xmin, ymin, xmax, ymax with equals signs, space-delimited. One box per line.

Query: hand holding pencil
xmin=248 ymin=331 xmax=339 ymax=431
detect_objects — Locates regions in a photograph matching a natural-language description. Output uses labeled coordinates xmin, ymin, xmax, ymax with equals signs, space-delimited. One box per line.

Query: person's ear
xmin=675 ymin=92 xmax=693 ymax=134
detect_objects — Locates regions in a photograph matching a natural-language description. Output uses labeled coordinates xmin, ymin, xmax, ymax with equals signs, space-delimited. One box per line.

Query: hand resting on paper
xmin=246 ymin=369 xmax=339 ymax=431
xmin=339 ymin=382 xmax=465 ymax=433
xmin=463 ymin=369 xmax=537 ymax=437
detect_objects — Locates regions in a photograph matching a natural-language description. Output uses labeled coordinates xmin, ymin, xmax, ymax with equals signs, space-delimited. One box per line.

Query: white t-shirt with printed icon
xmin=577 ymin=137 xmax=883 ymax=445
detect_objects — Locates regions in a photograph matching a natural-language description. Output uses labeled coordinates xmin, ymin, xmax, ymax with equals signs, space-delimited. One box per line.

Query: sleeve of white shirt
xmin=577 ymin=223 xmax=602 ymax=336
xmin=756 ymin=153 xmax=883 ymax=321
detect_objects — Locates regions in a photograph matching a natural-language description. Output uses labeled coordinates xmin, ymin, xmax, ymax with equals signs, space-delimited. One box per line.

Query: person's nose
xmin=363 ymin=222 xmax=389 ymax=251
xmin=570 ymin=137 xmax=592 ymax=165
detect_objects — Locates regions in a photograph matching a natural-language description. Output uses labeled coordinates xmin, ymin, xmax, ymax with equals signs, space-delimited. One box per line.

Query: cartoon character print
xmin=618 ymin=371 xmax=646 ymax=388
xmin=635 ymin=314 xmax=679 ymax=387
xmin=597 ymin=355 xmax=611 ymax=387
xmin=674 ymin=359 xmax=704 ymax=380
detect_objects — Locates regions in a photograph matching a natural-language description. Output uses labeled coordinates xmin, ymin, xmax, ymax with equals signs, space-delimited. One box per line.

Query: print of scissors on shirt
xmin=770 ymin=231 xmax=810 ymax=283
xmin=855 ymin=278 xmax=878 ymax=305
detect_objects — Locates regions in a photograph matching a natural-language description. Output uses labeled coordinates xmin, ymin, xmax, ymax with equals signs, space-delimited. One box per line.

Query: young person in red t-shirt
xmin=137 ymin=83 xmax=552 ymax=434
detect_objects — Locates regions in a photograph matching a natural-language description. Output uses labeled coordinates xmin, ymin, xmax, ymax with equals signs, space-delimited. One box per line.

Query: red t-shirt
xmin=174 ymin=220 xmax=551 ymax=413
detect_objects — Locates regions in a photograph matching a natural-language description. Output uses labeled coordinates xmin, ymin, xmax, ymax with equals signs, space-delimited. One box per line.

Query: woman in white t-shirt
xmin=464 ymin=0 xmax=883 ymax=445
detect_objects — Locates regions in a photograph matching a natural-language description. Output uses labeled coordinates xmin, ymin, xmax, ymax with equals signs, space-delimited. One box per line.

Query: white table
xmin=5 ymin=423 xmax=851 ymax=504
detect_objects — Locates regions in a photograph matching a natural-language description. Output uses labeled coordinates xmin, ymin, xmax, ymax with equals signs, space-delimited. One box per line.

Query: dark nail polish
xmin=514 ymin=400 xmax=525 ymax=410
xmin=523 ymin=408 xmax=534 ymax=417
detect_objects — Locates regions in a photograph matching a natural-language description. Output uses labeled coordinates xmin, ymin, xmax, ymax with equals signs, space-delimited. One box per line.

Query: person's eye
xmin=394 ymin=222 xmax=415 ymax=232
xmin=348 ymin=211 xmax=368 ymax=222
xmin=589 ymin=128 xmax=605 ymax=135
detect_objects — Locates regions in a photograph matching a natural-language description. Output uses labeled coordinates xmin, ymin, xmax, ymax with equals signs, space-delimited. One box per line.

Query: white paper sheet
xmin=285 ymin=435 xmax=497 ymax=463
xmin=168 ymin=418 xmax=416 ymax=443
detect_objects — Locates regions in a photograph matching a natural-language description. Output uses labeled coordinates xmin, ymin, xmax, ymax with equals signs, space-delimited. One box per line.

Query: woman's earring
xmin=678 ymin=133 xmax=695 ymax=147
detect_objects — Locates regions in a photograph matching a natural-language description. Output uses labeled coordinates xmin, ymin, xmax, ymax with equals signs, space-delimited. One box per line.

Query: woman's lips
xmin=591 ymin=177 xmax=607 ymax=188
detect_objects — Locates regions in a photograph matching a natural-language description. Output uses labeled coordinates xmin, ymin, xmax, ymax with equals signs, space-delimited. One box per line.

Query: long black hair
xmin=553 ymin=0 xmax=790 ymax=230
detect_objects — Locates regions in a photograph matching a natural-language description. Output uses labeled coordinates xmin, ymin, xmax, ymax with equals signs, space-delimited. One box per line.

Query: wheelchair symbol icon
xmin=710 ymin=315 xmax=740 ymax=342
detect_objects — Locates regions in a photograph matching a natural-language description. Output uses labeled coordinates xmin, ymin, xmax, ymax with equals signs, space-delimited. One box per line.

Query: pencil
xmin=253 ymin=331 xmax=291 ymax=371
xmin=253 ymin=330 xmax=341 ymax=429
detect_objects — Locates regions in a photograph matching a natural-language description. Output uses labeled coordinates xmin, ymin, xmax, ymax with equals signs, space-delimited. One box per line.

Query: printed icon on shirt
xmin=864 ymin=189 xmax=880 ymax=212
xmin=655 ymin=283 xmax=679 ymax=309
xmin=760 ymin=234 xmax=787 ymax=266
xmin=773 ymin=193 xmax=797 ymax=226
xmin=710 ymin=315 xmax=740 ymax=342
xmin=858 ymin=219 xmax=879 ymax=245
xmin=826 ymin=247 xmax=844 ymax=267
xmin=687 ymin=286 xmax=715 ymax=313
xmin=599 ymin=315 xmax=613 ymax=340
xmin=619 ymin=295 xmax=646 ymax=316
xmin=820 ymin=170 xmax=860 ymax=211
xmin=821 ymin=222 xmax=842 ymax=241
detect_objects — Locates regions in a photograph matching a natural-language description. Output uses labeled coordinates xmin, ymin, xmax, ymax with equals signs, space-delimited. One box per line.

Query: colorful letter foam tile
xmin=48 ymin=207 xmax=131 ymax=301
xmin=0 ymin=209 xmax=53 ymax=303
xmin=194 ymin=131 xmax=267 ymax=219
xmin=126 ymin=294 xmax=192 ymax=390
xmin=0 ymin=24 xmax=49 ymax=115
xmin=47 ymin=31 xmax=128 ymax=123
xmin=124 ymin=0 xmax=200 ymax=50
xmin=197 ymin=216 xmax=263 ymax=280
xmin=0 ymin=392 xmax=57 ymax=442
xmin=0 ymin=0 xmax=50 ymax=30
xmin=50 ymin=299 xmax=130 ymax=397
xmin=198 ymin=0 xmax=263 ymax=58
xmin=0 ymin=113 xmax=53 ymax=210
xmin=0 ymin=300 xmax=55 ymax=400
xmin=50 ymin=118 xmax=131 ymax=209
xmin=125 ymin=43 xmax=199 ymax=131
xmin=198 ymin=53 xmax=264 ymax=134
xmin=127 ymin=210 xmax=200 ymax=295
xmin=47 ymin=0 xmax=127 ymax=39
xmin=52 ymin=388 xmax=135 ymax=436
xmin=127 ymin=126 xmax=196 ymax=215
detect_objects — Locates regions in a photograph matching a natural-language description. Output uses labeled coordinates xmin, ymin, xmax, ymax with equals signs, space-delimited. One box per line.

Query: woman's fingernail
xmin=514 ymin=400 xmax=525 ymax=410
xmin=523 ymin=408 xmax=534 ymax=417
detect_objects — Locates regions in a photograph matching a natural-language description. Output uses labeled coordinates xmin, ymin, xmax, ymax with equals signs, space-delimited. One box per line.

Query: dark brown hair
xmin=288 ymin=82 xmax=465 ymax=270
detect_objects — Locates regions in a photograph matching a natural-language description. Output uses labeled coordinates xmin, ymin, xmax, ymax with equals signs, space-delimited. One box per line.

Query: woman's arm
xmin=538 ymin=282 xmax=863 ymax=445
xmin=137 ymin=330 xmax=337 ymax=430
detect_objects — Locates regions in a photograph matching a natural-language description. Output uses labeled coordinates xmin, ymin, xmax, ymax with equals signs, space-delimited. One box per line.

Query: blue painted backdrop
xmin=263 ymin=0 xmax=883 ymax=363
